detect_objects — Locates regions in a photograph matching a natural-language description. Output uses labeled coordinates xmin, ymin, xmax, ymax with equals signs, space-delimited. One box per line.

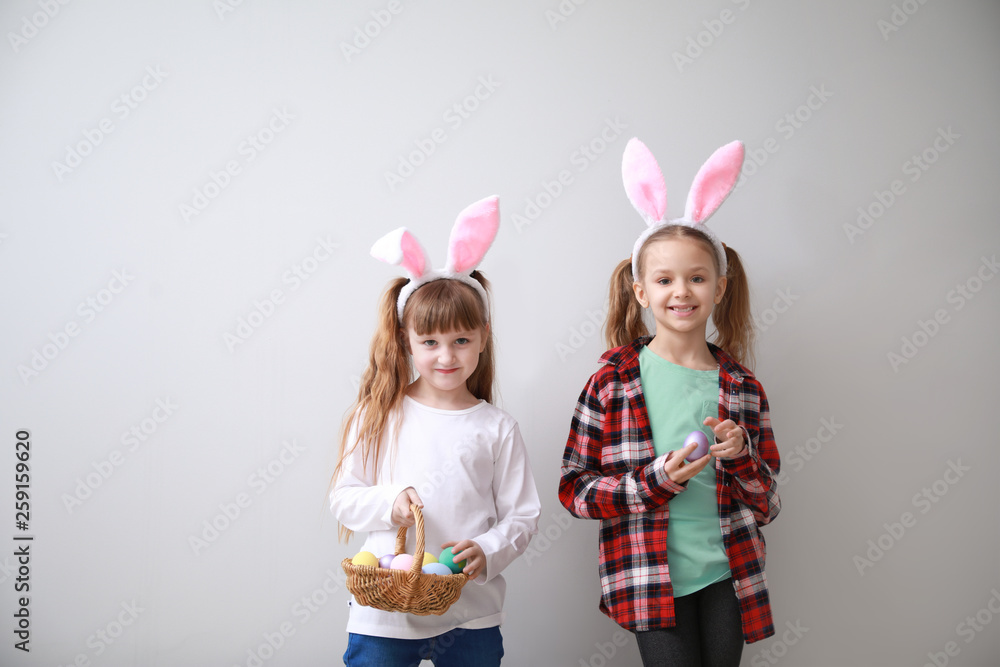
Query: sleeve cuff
xmin=378 ymin=484 xmax=408 ymax=526
xmin=469 ymin=532 xmax=504 ymax=585
xmin=646 ymin=455 xmax=686 ymax=501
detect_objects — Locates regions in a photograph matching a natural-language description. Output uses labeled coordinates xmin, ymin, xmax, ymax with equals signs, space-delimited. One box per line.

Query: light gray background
xmin=2 ymin=1 xmax=999 ymax=666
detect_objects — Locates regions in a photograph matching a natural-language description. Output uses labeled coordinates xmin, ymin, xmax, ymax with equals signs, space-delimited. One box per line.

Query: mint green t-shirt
xmin=638 ymin=346 xmax=731 ymax=597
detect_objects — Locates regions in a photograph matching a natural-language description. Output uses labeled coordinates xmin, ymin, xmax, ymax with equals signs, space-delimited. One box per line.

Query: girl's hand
xmin=391 ymin=487 xmax=423 ymax=527
xmin=663 ymin=443 xmax=712 ymax=484
xmin=704 ymin=417 xmax=746 ymax=459
xmin=442 ymin=540 xmax=486 ymax=580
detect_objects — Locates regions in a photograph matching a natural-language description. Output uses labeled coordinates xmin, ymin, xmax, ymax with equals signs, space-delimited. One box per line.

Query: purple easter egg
xmin=684 ymin=430 xmax=710 ymax=462
xmin=378 ymin=554 xmax=395 ymax=569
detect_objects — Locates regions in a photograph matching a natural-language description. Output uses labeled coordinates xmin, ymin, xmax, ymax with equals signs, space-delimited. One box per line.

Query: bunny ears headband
xmin=371 ymin=195 xmax=500 ymax=321
xmin=623 ymin=137 xmax=745 ymax=278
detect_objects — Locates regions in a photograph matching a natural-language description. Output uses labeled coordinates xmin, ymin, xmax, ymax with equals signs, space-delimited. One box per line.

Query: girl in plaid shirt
xmin=559 ymin=139 xmax=781 ymax=666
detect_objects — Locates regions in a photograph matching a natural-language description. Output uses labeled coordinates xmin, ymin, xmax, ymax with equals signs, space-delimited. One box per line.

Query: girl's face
xmin=403 ymin=325 xmax=487 ymax=403
xmin=632 ymin=237 xmax=726 ymax=341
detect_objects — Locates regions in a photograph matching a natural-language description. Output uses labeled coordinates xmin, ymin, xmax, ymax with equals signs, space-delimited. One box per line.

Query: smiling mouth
xmin=670 ymin=306 xmax=696 ymax=314
xmin=436 ymin=368 xmax=459 ymax=374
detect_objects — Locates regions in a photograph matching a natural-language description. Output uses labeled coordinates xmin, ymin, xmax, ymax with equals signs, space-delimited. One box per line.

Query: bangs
xmin=639 ymin=225 xmax=721 ymax=277
xmin=403 ymin=279 xmax=487 ymax=335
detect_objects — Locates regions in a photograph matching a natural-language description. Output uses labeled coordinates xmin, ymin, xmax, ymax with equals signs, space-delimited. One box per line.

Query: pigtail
xmin=332 ymin=277 xmax=412 ymax=542
xmin=712 ymin=244 xmax=755 ymax=370
xmin=606 ymin=258 xmax=648 ymax=350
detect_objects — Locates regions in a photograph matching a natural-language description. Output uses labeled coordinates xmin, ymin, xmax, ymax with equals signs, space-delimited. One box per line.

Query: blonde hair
xmin=332 ymin=273 xmax=494 ymax=541
xmin=605 ymin=225 xmax=755 ymax=369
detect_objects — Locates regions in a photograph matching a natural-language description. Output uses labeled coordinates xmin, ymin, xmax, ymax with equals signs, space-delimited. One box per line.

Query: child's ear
xmin=632 ymin=281 xmax=649 ymax=309
xmin=714 ymin=276 xmax=728 ymax=304
xmin=479 ymin=323 xmax=490 ymax=353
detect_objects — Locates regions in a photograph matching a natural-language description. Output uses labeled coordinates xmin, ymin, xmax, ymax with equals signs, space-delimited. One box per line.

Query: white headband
xmin=370 ymin=195 xmax=500 ymax=321
xmin=622 ymin=138 xmax=745 ymax=279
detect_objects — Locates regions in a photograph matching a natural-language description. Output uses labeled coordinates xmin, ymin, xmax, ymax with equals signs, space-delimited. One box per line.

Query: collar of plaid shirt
xmin=600 ymin=336 xmax=750 ymax=384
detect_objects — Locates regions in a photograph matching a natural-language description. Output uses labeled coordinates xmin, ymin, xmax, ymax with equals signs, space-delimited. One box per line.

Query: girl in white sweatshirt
xmin=330 ymin=198 xmax=540 ymax=667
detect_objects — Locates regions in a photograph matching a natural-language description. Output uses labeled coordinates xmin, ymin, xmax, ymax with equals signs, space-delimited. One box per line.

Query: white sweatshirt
xmin=330 ymin=396 xmax=540 ymax=639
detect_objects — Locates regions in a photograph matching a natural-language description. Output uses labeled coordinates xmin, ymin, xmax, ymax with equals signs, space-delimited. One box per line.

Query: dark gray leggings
xmin=634 ymin=578 xmax=745 ymax=667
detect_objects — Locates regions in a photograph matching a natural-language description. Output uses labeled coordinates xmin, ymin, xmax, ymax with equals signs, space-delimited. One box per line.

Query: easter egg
xmin=422 ymin=562 xmax=454 ymax=576
xmin=438 ymin=547 xmax=466 ymax=574
xmin=351 ymin=551 xmax=379 ymax=567
xmin=378 ymin=554 xmax=395 ymax=569
xmin=389 ymin=554 xmax=414 ymax=571
xmin=684 ymin=430 xmax=711 ymax=462
xmin=421 ymin=552 xmax=438 ymax=566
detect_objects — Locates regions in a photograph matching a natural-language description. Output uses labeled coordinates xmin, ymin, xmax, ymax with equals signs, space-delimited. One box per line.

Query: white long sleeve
xmin=329 ymin=397 xmax=540 ymax=640
xmin=329 ymin=418 xmax=407 ymax=533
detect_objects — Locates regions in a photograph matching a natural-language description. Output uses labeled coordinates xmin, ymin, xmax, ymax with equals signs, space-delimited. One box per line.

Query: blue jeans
xmin=343 ymin=626 xmax=503 ymax=667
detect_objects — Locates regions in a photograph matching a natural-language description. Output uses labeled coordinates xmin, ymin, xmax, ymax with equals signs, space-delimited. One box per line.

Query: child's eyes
xmin=657 ymin=277 xmax=705 ymax=285
xmin=419 ymin=337 xmax=470 ymax=346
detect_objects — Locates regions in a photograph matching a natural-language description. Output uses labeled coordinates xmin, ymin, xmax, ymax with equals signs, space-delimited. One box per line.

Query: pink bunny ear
xmin=683 ymin=141 xmax=744 ymax=224
xmin=445 ymin=195 xmax=499 ymax=274
xmin=370 ymin=227 xmax=428 ymax=278
xmin=622 ymin=138 xmax=668 ymax=226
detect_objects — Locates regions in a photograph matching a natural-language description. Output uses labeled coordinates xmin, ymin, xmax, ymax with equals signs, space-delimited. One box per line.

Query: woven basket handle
xmin=392 ymin=504 xmax=426 ymax=576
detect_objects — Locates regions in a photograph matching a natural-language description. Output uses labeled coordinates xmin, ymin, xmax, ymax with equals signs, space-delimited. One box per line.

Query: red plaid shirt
xmin=558 ymin=338 xmax=781 ymax=642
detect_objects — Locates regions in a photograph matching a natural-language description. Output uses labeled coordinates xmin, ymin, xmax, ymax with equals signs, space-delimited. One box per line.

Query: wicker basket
xmin=342 ymin=504 xmax=468 ymax=615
